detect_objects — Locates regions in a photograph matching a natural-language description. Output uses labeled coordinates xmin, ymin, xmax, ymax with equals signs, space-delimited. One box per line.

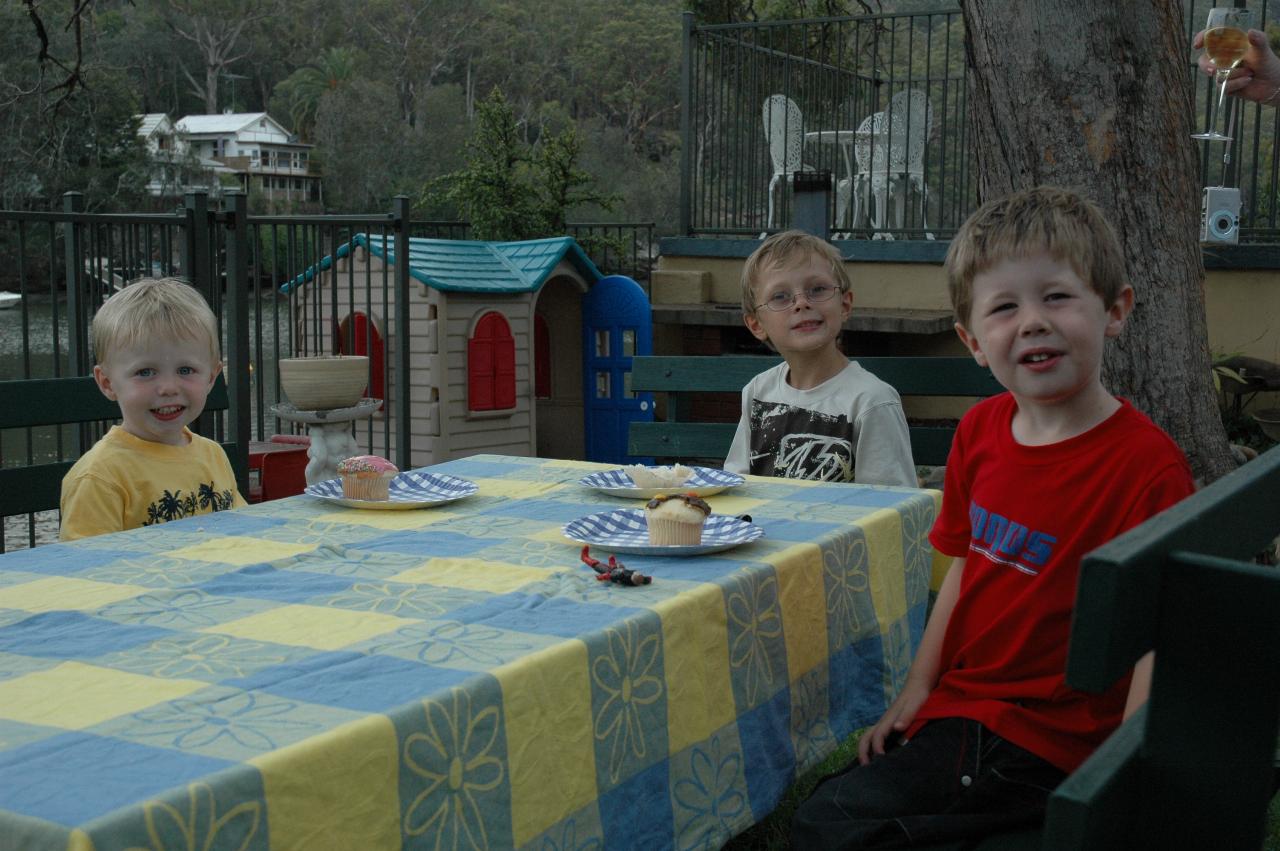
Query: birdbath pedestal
xmin=269 ymin=398 xmax=381 ymax=485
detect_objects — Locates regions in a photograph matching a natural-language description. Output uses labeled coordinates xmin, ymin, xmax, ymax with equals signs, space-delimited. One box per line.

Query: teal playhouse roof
xmin=281 ymin=234 xmax=602 ymax=295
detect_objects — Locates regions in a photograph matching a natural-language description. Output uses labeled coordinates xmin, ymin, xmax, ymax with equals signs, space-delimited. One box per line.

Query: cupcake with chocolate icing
xmin=644 ymin=492 xmax=711 ymax=545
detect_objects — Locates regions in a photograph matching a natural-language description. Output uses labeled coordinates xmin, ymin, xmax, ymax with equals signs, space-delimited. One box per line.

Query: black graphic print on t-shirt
xmin=142 ymin=482 xmax=235 ymax=526
xmin=748 ymin=399 xmax=855 ymax=481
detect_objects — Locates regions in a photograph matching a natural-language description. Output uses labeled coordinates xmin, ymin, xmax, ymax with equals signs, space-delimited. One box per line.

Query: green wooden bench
xmin=627 ymin=355 xmax=1004 ymax=467
xmin=0 ymin=374 xmax=239 ymax=548
xmin=1037 ymin=442 xmax=1280 ymax=849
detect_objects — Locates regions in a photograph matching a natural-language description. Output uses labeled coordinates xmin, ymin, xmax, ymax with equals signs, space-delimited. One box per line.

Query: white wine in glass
xmin=1193 ymin=7 xmax=1255 ymax=142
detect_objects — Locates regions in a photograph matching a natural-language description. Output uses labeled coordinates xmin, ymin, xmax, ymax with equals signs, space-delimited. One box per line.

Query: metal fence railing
xmin=680 ymin=8 xmax=972 ymax=239
xmin=0 ymin=195 xmax=655 ymax=550
xmin=681 ymin=2 xmax=1280 ymax=242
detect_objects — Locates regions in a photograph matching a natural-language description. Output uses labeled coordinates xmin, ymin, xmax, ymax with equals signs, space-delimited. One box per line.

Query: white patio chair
xmin=853 ymin=90 xmax=934 ymax=238
xmin=851 ymin=111 xmax=885 ymax=232
xmin=762 ymin=94 xmax=814 ymax=232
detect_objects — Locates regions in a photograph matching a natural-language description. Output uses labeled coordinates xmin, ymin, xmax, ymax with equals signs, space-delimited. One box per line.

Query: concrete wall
xmin=653 ymin=252 xmax=1280 ymax=416
xmin=655 ymin=252 xmax=1280 ymax=364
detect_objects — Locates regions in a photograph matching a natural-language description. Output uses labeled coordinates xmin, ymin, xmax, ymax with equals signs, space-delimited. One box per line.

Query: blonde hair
xmin=944 ymin=186 xmax=1128 ymax=327
xmin=740 ymin=230 xmax=852 ymax=314
xmin=92 ymin=277 xmax=221 ymax=367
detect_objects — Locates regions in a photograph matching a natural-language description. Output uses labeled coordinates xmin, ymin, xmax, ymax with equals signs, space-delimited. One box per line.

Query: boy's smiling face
xmin=93 ymin=337 xmax=221 ymax=446
xmin=955 ymin=249 xmax=1132 ymax=414
xmin=744 ymin=253 xmax=853 ymax=359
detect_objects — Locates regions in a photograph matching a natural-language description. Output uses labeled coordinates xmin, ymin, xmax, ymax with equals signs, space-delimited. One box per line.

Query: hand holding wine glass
xmin=1194 ymin=24 xmax=1280 ymax=106
xmin=1192 ymin=7 xmax=1256 ymax=141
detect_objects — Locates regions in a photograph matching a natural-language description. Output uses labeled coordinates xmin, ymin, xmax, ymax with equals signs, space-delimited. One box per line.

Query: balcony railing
xmin=680 ymin=1 xmax=1280 ymax=243
xmin=215 ymin=155 xmax=315 ymax=177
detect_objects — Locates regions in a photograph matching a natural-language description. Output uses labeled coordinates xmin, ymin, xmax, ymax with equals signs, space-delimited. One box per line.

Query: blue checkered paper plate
xmin=562 ymin=508 xmax=764 ymax=556
xmin=578 ymin=466 xmax=745 ymax=499
xmin=305 ymin=470 xmax=478 ymax=510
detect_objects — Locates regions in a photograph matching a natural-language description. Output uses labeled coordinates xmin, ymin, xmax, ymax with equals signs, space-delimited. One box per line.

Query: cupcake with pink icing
xmin=336 ymin=455 xmax=398 ymax=500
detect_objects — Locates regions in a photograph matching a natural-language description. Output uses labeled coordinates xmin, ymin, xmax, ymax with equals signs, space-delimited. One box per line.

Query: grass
xmin=724 ymin=729 xmax=864 ymax=850
xmin=724 ymin=729 xmax=1280 ymax=850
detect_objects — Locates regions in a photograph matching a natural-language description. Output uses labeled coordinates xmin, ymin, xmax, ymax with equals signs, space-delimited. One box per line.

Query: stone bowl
xmin=1252 ymin=408 xmax=1280 ymax=443
xmin=278 ymin=355 xmax=369 ymax=411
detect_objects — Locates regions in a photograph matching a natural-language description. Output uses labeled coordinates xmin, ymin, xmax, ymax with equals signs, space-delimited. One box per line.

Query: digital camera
xmin=1201 ymin=186 xmax=1240 ymax=244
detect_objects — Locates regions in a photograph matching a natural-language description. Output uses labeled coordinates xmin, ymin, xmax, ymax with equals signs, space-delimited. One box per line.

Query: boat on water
xmin=0 ymin=291 xmax=20 ymax=310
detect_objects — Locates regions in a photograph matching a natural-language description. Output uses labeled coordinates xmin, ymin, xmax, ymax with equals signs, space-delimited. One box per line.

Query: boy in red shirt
xmin=791 ymin=187 xmax=1194 ymax=848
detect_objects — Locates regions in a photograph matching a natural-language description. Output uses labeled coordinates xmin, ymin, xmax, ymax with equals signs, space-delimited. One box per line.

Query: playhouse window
xmin=336 ymin=311 xmax=385 ymax=408
xmin=468 ymin=311 xmax=516 ymax=411
xmin=534 ymin=314 xmax=551 ymax=400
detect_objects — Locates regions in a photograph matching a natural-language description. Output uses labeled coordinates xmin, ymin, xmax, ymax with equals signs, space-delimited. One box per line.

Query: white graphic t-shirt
xmin=724 ymin=361 xmax=916 ymax=486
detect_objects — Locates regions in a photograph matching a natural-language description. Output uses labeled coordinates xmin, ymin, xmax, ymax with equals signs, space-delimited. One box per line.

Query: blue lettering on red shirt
xmin=968 ymin=499 xmax=1058 ymax=575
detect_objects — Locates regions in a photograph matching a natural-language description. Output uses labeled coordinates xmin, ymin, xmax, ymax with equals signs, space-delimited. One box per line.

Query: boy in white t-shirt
xmin=60 ymin=277 xmax=245 ymax=540
xmin=724 ymin=231 xmax=915 ymax=486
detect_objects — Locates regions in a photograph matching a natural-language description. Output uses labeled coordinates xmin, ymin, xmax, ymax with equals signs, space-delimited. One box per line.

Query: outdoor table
xmin=805 ymin=129 xmax=862 ymax=192
xmin=805 ymin=127 xmax=888 ymax=232
xmin=0 ymin=453 xmax=943 ymax=850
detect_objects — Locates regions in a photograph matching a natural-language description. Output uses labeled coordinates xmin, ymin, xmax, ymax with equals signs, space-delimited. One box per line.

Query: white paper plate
xmin=305 ymin=470 xmax=477 ymax=510
xmin=562 ymin=508 xmax=764 ymax=556
xmin=578 ymin=466 xmax=745 ymax=499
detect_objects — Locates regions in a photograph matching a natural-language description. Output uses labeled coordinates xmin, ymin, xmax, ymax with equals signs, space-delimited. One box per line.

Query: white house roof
xmin=136 ymin=113 xmax=171 ymax=138
xmin=176 ymin=112 xmax=273 ymax=135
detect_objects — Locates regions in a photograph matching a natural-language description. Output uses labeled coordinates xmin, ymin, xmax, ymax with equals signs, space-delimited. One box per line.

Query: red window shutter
xmin=495 ymin=333 xmax=516 ymax=409
xmin=469 ymin=311 xmax=516 ymax=412
xmin=468 ymin=331 xmax=495 ymax=410
xmin=347 ymin=313 xmax=385 ymax=406
xmin=534 ymin=314 xmax=551 ymax=399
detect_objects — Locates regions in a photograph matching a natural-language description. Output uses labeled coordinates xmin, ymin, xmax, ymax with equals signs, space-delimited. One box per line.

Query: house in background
xmin=283 ymin=235 xmax=654 ymax=467
xmin=175 ymin=112 xmax=320 ymax=204
xmin=135 ymin=112 xmax=231 ymax=198
xmin=134 ymin=111 xmax=321 ymax=204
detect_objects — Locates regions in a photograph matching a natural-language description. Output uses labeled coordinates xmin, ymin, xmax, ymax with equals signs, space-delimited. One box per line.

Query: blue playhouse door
xmin=582 ymin=275 xmax=654 ymax=464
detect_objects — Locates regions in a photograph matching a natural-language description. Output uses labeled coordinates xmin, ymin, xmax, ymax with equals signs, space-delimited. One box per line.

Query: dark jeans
xmin=790 ymin=717 xmax=1066 ymax=850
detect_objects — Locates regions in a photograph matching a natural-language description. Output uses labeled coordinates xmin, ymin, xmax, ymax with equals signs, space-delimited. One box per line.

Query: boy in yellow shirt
xmin=60 ymin=278 xmax=245 ymax=540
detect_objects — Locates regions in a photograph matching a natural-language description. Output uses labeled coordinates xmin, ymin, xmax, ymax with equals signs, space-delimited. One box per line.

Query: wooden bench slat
xmin=0 ymin=461 xmax=78 ymax=517
xmin=1068 ymin=444 xmax=1280 ymax=690
xmin=631 ymin=355 xmax=1003 ymax=397
xmin=1042 ymin=706 xmax=1145 ymax=851
xmin=628 ymin=422 xmax=737 ymax=460
xmin=628 ymin=355 xmax=1000 ymax=468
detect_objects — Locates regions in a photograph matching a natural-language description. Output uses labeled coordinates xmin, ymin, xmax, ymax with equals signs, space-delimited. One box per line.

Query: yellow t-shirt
xmin=60 ymin=425 xmax=247 ymax=541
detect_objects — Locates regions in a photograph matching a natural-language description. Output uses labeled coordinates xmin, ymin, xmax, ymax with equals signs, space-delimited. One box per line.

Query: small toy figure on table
xmin=580 ymin=546 xmax=652 ymax=586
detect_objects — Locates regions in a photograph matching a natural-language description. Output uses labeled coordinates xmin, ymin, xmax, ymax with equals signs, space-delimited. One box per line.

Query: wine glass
xmin=1192 ymin=7 xmax=1255 ymax=142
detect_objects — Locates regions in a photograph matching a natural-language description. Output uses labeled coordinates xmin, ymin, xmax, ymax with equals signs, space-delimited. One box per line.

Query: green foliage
xmin=271 ymin=47 xmax=360 ymax=137
xmin=431 ymin=88 xmax=617 ymax=241
xmin=531 ymin=125 xmax=620 ymax=233
xmin=431 ymin=88 xmax=533 ymax=240
xmin=5 ymin=0 xmax=688 ymax=224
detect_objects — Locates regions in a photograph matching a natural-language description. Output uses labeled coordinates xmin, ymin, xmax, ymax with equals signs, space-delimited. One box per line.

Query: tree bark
xmin=960 ymin=0 xmax=1235 ymax=482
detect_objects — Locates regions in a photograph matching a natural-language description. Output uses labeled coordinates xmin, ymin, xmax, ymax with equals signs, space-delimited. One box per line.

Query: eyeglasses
xmin=754 ymin=283 xmax=843 ymax=312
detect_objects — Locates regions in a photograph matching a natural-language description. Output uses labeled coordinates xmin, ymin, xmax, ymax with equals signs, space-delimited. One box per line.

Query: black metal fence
xmin=681 ymin=2 xmax=1280 ymax=242
xmin=0 ymin=194 xmax=654 ymax=550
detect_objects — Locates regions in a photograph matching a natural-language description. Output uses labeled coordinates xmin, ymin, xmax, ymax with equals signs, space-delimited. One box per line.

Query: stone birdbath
xmin=274 ymin=356 xmax=380 ymax=485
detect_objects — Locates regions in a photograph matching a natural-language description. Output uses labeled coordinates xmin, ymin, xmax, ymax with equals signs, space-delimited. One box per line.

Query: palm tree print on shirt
xmin=143 ymin=483 xmax=236 ymax=526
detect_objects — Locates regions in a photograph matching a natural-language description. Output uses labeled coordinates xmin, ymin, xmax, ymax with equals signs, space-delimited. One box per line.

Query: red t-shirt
xmin=909 ymin=394 xmax=1194 ymax=772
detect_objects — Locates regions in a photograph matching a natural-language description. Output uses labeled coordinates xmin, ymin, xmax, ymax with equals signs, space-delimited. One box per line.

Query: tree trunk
xmin=960 ymin=0 xmax=1235 ymax=483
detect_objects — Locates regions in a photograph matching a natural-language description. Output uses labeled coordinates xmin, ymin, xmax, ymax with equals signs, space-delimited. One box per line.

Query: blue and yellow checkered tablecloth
xmin=0 ymin=454 xmax=943 ymax=850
